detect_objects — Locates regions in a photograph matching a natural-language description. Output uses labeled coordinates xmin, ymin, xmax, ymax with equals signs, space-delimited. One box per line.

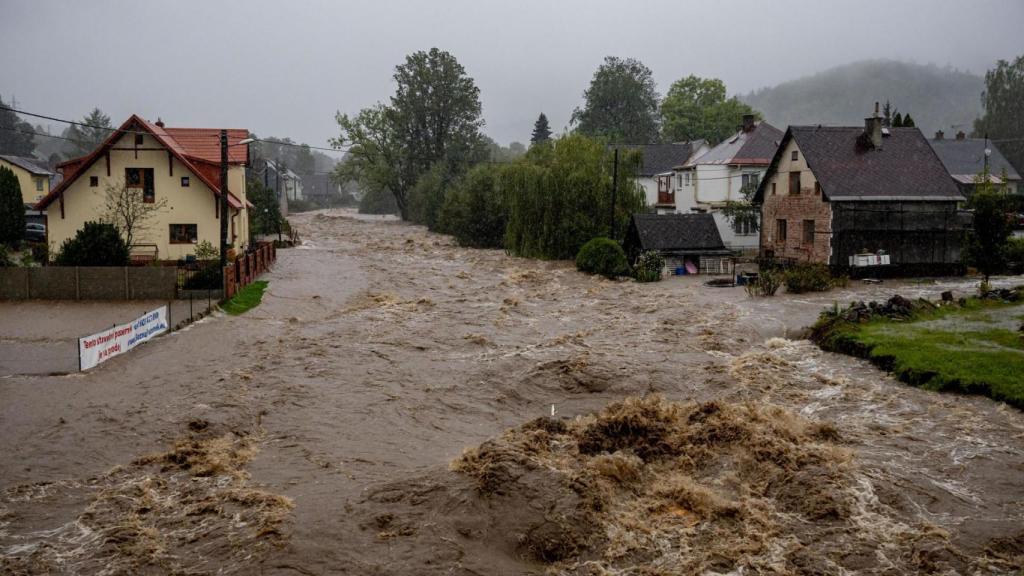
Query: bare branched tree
xmin=101 ymin=179 xmax=167 ymax=248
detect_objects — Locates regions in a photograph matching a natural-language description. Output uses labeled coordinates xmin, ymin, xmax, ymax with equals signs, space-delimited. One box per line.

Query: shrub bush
xmin=576 ymin=237 xmax=629 ymax=278
xmin=745 ymin=268 xmax=782 ymax=297
xmin=438 ymin=165 xmax=506 ymax=248
xmin=193 ymin=240 xmax=219 ymax=261
xmin=633 ymin=250 xmax=664 ymax=282
xmin=55 ymin=221 xmax=129 ymax=266
xmin=1007 ymin=237 xmax=1024 ymax=272
xmin=30 ymin=242 xmax=48 ymax=264
xmin=783 ymin=263 xmax=834 ymax=293
xmin=0 ymin=245 xmax=12 ymax=267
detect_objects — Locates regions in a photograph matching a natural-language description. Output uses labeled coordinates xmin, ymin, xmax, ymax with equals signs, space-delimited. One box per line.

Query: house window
xmin=684 ymin=172 xmax=691 ymax=186
xmin=771 ymin=182 xmax=777 ymax=195
xmin=776 ymin=219 xmax=787 ymax=242
xmin=735 ymin=218 xmax=756 ymax=235
xmin=676 ymin=173 xmax=682 ymax=188
xmin=814 ymin=181 xmax=821 ymax=195
xmin=135 ymin=134 xmax=144 ymax=146
xmin=803 ymin=220 xmax=815 ymax=245
xmin=741 ymin=173 xmax=760 ymax=190
xmin=89 ymin=176 xmax=98 ymax=187
xmin=35 ymin=178 xmax=44 ymax=191
xmin=181 ymin=176 xmax=190 ymax=187
xmin=169 ymin=224 xmax=198 ymax=244
xmin=791 ymin=150 xmax=799 ymax=162
xmin=126 ymin=167 xmax=155 ymax=203
xmin=789 ymin=171 xmax=800 ymax=195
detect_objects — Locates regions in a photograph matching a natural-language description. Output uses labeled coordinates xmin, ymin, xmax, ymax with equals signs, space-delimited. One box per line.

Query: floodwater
xmin=1 ymin=209 xmax=1022 ymax=574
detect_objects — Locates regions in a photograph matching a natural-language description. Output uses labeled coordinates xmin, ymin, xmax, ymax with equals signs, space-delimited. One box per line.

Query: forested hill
xmin=740 ymin=60 xmax=984 ymax=135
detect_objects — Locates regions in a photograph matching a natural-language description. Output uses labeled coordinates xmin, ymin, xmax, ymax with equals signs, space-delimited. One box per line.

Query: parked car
xmin=25 ymin=223 xmax=46 ymax=242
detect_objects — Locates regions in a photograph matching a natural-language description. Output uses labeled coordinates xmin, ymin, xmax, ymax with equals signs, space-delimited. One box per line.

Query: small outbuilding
xmin=624 ymin=213 xmax=734 ymax=275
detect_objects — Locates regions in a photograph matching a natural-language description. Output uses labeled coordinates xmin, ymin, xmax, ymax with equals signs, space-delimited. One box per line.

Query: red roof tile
xmin=163 ymin=128 xmax=249 ymax=164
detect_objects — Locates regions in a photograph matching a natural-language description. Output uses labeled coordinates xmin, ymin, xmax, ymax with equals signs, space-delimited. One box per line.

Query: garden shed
xmin=624 ymin=213 xmax=734 ymax=275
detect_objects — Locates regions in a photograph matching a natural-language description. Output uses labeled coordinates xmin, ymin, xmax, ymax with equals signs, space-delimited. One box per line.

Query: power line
xmin=0 ymin=104 xmax=352 ymax=154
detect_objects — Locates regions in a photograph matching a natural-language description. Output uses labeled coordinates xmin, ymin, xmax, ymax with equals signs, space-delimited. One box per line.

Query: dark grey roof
xmin=616 ymin=143 xmax=700 ymax=176
xmin=757 ymin=126 xmax=963 ymax=202
xmin=0 ymin=155 xmax=52 ymax=176
xmin=928 ymin=138 xmax=1021 ymax=181
xmin=629 ymin=213 xmax=727 ymax=252
xmin=684 ymin=122 xmax=783 ymax=167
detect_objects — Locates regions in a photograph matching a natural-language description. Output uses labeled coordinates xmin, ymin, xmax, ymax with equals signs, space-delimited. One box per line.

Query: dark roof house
xmin=680 ymin=116 xmax=783 ymax=169
xmin=0 ymin=155 xmax=52 ymax=177
xmin=756 ymin=113 xmax=968 ymax=274
xmin=624 ymin=213 xmax=731 ymax=263
xmin=929 ymin=131 xmax=1021 ymax=194
xmin=617 ymin=142 xmax=705 ymax=177
xmin=756 ymin=125 xmax=963 ymax=203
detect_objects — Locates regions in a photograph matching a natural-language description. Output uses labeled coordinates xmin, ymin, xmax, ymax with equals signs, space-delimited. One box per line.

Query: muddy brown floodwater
xmin=2 ymin=209 xmax=1022 ymax=575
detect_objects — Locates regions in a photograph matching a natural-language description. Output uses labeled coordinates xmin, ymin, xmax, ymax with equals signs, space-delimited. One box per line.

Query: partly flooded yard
xmin=2 ymin=209 xmax=1022 ymax=574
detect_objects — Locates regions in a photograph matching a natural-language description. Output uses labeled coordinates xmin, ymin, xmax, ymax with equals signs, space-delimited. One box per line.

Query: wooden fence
xmin=223 ymin=242 xmax=277 ymax=299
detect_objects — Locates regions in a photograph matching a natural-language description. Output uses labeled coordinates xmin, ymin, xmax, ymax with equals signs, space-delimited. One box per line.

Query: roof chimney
xmin=955 ymin=130 xmax=966 ymax=141
xmin=934 ymin=130 xmax=944 ymax=140
xmin=155 ymin=117 xmax=165 ymax=128
xmin=864 ymin=113 xmax=882 ymax=149
xmin=742 ymin=114 xmax=755 ymax=133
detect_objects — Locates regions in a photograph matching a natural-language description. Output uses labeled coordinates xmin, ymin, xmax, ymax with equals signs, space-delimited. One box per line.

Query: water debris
xmin=351 ymin=395 xmax=1009 ymax=573
xmin=1 ymin=432 xmax=292 ymax=575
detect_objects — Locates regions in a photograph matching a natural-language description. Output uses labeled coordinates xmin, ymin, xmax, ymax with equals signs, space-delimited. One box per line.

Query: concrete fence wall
xmin=0 ymin=267 xmax=178 ymax=300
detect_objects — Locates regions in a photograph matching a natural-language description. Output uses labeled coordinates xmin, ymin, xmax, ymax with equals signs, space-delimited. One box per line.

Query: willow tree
xmin=502 ymin=134 xmax=643 ymax=260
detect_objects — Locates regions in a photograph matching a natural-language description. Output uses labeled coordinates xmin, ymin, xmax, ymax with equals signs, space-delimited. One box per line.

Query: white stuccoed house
xmin=672 ymin=115 xmax=783 ymax=252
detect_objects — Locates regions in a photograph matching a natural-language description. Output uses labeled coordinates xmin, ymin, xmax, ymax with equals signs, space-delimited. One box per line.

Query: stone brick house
xmin=754 ymin=114 xmax=968 ymax=274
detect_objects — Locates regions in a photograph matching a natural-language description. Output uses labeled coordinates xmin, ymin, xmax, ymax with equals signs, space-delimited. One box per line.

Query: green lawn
xmin=818 ymin=300 xmax=1024 ymax=408
xmin=221 ymin=281 xmax=269 ymax=315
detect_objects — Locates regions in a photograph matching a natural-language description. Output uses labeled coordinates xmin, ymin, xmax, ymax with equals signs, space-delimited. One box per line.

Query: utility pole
xmin=610 ymin=148 xmax=619 ymax=239
xmin=219 ymin=129 xmax=229 ymax=268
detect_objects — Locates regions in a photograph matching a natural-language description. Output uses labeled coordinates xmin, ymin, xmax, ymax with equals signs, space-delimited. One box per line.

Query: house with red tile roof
xmin=36 ymin=115 xmax=252 ymax=261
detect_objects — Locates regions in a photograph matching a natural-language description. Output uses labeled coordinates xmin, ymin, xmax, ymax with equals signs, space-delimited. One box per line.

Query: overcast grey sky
xmin=2 ymin=0 xmax=1022 ymax=154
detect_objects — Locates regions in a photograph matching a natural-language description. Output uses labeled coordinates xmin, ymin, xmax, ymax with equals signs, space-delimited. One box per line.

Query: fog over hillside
xmin=741 ymin=60 xmax=984 ymax=134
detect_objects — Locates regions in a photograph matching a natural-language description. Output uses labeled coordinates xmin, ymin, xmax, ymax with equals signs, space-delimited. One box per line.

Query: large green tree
xmin=660 ymin=76 xmax=760 ymax=145
xmin=531 ymin=113 xmax=552 ymax=145
xmin=0 ymin=166 xmax=25 ymax=246
xmin=332 ymin=48 xmax=486 ymax=220
xmin=572 ymin=57 xmax=660 ymax=144
xmin=66 ymin=108 xmax=112 ymax=156
xmin=974 ymin=55 xmax=1024 ymax=172
xmin=0 ymin=97 xmax=35 ymax=156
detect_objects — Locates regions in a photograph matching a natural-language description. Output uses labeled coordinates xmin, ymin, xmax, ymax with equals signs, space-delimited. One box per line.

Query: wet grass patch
xmin=813 ymin=297 xmax=1024 ymax=408
xmin=222 ymin=281 xmax=269 ymax=315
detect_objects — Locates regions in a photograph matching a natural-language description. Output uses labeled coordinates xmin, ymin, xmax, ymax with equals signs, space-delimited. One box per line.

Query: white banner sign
xmin=79 ymin=306 xmax=169 ymax=371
